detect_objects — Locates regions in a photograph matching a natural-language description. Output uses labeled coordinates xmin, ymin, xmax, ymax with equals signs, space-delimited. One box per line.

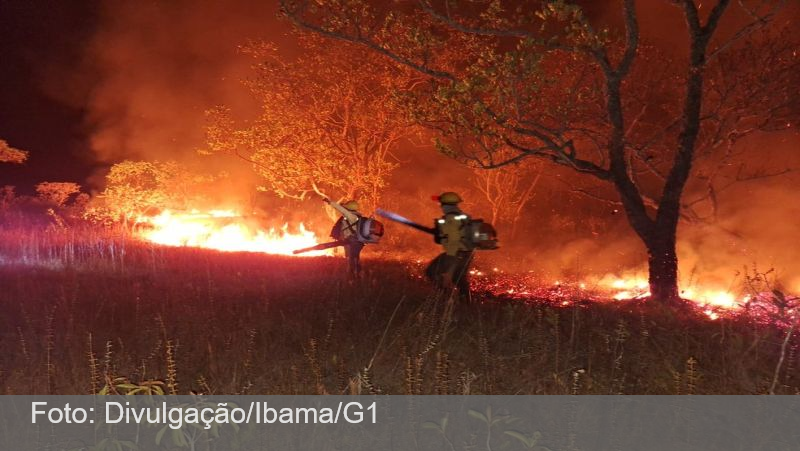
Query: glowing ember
xmin=460 ymin=266 xmax=798 ymax=321
xmin=136 ymin=209 xmax=331 ymax=256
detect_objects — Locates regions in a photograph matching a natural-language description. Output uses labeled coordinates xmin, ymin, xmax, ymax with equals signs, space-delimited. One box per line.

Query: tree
xmin=1 ymin=140 xmax=28 ymax=218
xmin=35 ymin=182 xmax=81 ymax=207
xmin=469 ymin=152 xmax=541 ymax=239
xmin=282 ymin=0 xmax=799 ymax=303
xmin=0 ymin=139 xmax=28 ymax=164
xmin=204 ymin=35 xmax=415 ymax=213
xmin=91 ymin=161 xmax=211 ymax=229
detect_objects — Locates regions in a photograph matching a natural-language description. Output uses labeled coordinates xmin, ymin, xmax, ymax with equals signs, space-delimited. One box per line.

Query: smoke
xmin=675 ymin=133 xmax=800 ymax=294
xmin=73 ymin=0 xmax=799 ymax=293
xmin=382 ymin=131 xmax=800 ymax=297
xmin=482 ymin=131 xmax=800 ymax=295
xmin=79 ymin=0 xmax=292 ymax=194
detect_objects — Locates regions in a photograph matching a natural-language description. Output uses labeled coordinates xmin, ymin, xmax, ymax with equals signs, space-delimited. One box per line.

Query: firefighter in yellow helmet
xmin=425 ymin=192 xmax=473 ymax=301
xmin=324 ymin=198 xmax=365 ymax=278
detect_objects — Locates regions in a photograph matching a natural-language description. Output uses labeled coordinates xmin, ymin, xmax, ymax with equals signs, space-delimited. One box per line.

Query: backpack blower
xmin=292 ymin=216 xmax=385 ymax=255
xmin=375 ymin=209 xmax=499 ymax=250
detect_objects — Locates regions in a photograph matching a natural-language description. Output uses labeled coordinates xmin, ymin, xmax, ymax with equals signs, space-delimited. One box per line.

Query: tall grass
xmin=0 ymin=226 xmax=796 ymax=394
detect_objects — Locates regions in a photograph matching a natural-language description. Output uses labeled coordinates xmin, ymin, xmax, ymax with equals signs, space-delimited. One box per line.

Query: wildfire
xmin=132 ymin=210 xmax=797 ymax=321
xmin=576 ymin=275 xmax=755 ymax=314
xmin=136 ymin=209 xmax=331 ymax=256
xmin=463 ymin=266 xmax=799 ymax=322
xmin=606 ymin=277 xmax=650 ymax=300
xmin=680 ymin=288 xmax=737 ymax=309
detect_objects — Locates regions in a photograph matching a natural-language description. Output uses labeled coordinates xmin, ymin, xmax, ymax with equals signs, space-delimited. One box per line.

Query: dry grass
xmin=0 ymin=226 xmax=796 ymax=394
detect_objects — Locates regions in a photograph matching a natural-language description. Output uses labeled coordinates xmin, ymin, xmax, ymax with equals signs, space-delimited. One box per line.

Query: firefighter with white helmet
xmin=425 ymin=191 xmax=474 ymax=301
xmin=324 ymin=198 xmax=367 ymax=278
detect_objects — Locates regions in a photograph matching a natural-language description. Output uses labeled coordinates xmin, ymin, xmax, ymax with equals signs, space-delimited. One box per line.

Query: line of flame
xmin=136 ymin=209 xmax=332 ymax=257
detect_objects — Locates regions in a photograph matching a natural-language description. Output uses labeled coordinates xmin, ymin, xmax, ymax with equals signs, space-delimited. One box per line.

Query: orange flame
xmin=469 ymin=267 xmax=791 ymax=321
xmin=599 ymin=275 xmax=743 ymax=317
xmin=136 ymin=209 xmax=332 ymax=256
xmin=605 ymin=277 xmax=650 ymax=300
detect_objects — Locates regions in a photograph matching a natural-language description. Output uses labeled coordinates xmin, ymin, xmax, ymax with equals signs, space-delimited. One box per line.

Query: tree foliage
xmin=89 ymin=161 xmax=212 ymax=227
xmin=282 ymin=0 xmax=799 ymax=302
xmin=205 ymin=35 xmax=415 ymax=212
xmin=35 ymin=182 xmax=81 ymax=207
xmin=0 ymin=139 xmax=28 ymax=164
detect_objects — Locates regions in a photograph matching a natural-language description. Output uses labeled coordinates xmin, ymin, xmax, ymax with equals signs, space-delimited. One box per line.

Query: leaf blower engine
xmin=435 ymin=215 xmax=499 ymax=250
xmin=355 ymin=217 xmax=385 ymax=244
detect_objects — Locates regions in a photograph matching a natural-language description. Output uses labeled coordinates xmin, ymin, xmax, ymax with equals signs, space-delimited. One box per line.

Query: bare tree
xmin=281 ymin=0 xmax=799 ymax=303
xmin=470 ymin=153 xmax=542 ymax=239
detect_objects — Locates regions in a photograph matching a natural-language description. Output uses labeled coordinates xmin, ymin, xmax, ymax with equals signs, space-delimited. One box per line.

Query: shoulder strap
xmin=446 ymin=212 xmax=469 ymax=229
xmin=343 ymin=214 xmax=361 ymax=234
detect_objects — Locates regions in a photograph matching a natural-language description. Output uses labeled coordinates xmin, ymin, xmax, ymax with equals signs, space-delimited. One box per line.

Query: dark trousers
xmin=344 ymin=241 xmax=365 ymax=277
xmin=425 ymin=251 xmax=472 ymax=298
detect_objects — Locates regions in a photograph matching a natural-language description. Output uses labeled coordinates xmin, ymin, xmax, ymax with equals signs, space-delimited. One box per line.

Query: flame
xmin=464 ymin=267 xmax=798 ymax=321
xmin=131 ymin=210 xmax=797 ymax=320
xmin=605 ymin=277 xmax=650 ymax=300
xmin=602 ymin=276 xmax=746 ymax=312
xmin=136 ymin=209 xmax=331 ymax=256
xmin=680 ymin=288 xmax=737 ymax=309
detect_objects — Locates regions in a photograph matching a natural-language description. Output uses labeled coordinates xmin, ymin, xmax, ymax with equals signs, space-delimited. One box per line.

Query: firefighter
xmin=324 ymin=198 xmax=365 ymax=278
xmin=425 ymin=191 xmax=474 ymax=301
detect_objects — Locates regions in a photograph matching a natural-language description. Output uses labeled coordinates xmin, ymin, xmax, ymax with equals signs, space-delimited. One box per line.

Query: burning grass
xmin=462 ymin=266 xmax=798 ymax=324
xmin=0 ymin=226 xmax=798 ymax=395
xmin=136 ymin=209 xmax=332 ymax=256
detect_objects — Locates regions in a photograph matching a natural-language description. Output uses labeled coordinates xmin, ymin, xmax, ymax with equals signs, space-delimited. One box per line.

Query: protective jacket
xmin=436 ymin=206 xmax=471 ymax=256
xmin=329 ymin=200 xmax=362 ymax=241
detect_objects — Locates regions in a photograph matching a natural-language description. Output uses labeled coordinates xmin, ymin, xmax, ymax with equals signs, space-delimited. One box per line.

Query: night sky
xmin=0 ymin=0 xmax=103 ymax=193
xmin=0 ymin=0 xmax=299 ymax=194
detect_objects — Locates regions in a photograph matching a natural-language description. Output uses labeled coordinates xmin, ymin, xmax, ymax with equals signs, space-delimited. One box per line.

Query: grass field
xmin=0 ymin=227 xmax=796 ymax=395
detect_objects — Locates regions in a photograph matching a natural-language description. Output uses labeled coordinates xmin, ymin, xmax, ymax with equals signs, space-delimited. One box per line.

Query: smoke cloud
xmin=79 ymin=0 xmax=293 ymax=194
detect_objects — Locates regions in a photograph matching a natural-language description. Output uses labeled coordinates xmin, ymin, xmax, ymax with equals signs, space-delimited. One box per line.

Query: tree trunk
xmin=646 ymin=226 xmax=680 ymax=303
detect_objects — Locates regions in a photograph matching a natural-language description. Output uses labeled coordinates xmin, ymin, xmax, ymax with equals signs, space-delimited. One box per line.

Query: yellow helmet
xmin=342 ymin=200 xmax=359 ymax=211
xmin=436 ymin=192 xmax=462 ymax=205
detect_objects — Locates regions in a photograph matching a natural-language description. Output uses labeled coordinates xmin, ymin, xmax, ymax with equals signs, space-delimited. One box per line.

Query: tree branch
xmin=280 ymin=0 xmax=456 ymax=81
xmin=707 ymin=0 xmax=785 ymax=61
xmin=505 ymin=138 xmax=611 ymax=180
xmin=704 ymin=0 xmax=734 ymax=36
xmin=616 ymin=0 xmax=640 ymax=77
xmin=416 ymin=0 xmax=534 ymax=39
